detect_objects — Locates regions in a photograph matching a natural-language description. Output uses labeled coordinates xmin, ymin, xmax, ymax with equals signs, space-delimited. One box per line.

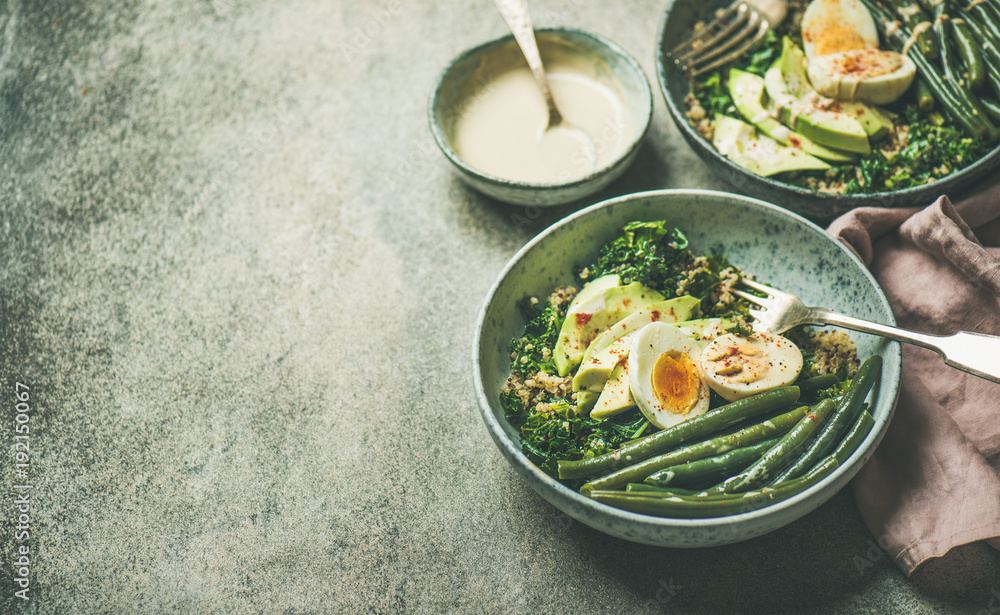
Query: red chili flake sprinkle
xmin=575 ymin=313 xmax=593 ymax=326
xmin=650 ymin=310 xmax=661 ymax=320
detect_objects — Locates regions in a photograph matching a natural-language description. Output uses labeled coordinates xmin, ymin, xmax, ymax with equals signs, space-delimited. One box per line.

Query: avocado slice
xmin=573 ymin=332 xmax=635 ymax=393
xmin=712 ymin=115 xmax=830 ymax=177
xmin=764 ymin=39 xmax=871 ymax=154
xmin=828 ymin=99 xmax=893 ymax=142
xmin=566 ymin=274 xmax=620 ymax=314
xmin=728 ymin=68 xmax=855 ymax=163
xmin=580 ymin=295 xmax=701 ymax=368
xmin=590 ymin=362 xmax=635 ymax=419
xmin=777 ymin=38 xmax=892 ymax=142
xmin=575 ymin=389 xmax=600 ymax=416
xmin=764 ymin=66 xmax=870 ymax=155
xmin=553 ymin=282 xmax=665 ymax=376
xmin=573 ymin=312 xmax=734 ymax=392
xmin=675 ymin=317 xmax=738 ymax=348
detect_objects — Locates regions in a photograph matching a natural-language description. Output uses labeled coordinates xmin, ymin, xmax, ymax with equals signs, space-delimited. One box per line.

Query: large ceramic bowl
xmin=430 ymin=28 xmax=653 ymax=207
xmin=654 ymin=0 xmax=1000 ymax=223
xmin=473 ymin=189 xmax=901 ymax=547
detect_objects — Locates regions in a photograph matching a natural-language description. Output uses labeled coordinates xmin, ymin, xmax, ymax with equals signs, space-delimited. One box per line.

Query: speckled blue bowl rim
xmin=428 ymin=27 xmax=654 ymax=193
xmin=472 ymin=189 xmax=902 ymax=546
xmin=652 ymin=0 xmax=1000 ymax=221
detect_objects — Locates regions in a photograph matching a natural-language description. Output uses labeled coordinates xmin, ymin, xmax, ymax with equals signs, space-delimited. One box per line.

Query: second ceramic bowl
xmin=654 ymin=0 xmax=1000 ymax=223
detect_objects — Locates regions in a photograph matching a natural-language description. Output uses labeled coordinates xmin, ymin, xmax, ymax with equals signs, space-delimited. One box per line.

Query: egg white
xmin=627 ymin=322 xmax=711 ymax=429
xmin=698 ymin=331 xmax=803 ymax=402
xmin=801 ymin=0 xmax=879 ymax=60
xmin=807 ymin=49 xmax=915 ymax=104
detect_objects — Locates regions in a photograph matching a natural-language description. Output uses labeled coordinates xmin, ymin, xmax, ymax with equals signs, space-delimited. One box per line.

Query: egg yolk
xmin=650 ymin=352 xmax=701 ymax=415
xmin=810 ymin=26 xmax=869 ymax=56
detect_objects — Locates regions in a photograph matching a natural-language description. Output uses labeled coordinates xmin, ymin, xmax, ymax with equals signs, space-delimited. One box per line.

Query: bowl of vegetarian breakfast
xmin=472 ymin=189 xmax=901 ymax=547
xmin=655 ymin=0 xmax=1000 ymax=222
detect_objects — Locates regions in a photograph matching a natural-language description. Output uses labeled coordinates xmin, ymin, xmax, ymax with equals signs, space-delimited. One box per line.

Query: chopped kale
xmin=692 ymin=71 xmax=737 ymax=118
xmin=509 ymin=400 xmax=649 ymax=482
xmin=581 ymin=221 xmax=689 ymax=292
xmin=508 ymin=298 xmax=562 ymax=376
xmin=744 ymin=29 xmax=780 ymax=76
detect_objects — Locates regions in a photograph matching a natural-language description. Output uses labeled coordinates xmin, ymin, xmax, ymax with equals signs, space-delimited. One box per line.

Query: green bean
xmin=579 ymin=404 xmax=808 ymax=492
xmin=832 ymin=409 xmax=876 ymax=465
xmin=965 ymin=2 xmax=1000 ymax=47
xmin=913 ymin=78 xmax=936 ymax=111
xmin=951 ymin=18 xmax=986 ymax=90
xmin=770 ymin=356 xmax=881 ymax=485
xmin=862 ymin=0 xmax=997 ymax=138
xmin=590 ymin=408 xmax=879 ymax=519
xmin=982 ymin=98 xmax=1000 ymax=123
xmin=644 ymin=437 xmax=781 ymax=488
xmin=557 ymin=386 xmax=801 ymax=480
xmin=933 ymin=5 xmax=959 ymax=85
xmin=957 ymin=13 xmax=1000 ymax=98
xmin=722 ymin=397 xmax=838 ymax=493
xmin=887 ymin=0 xmax=939 ymax=57
xmin=975 ymin=0 xmax=1000 ymax=33
xmin=625 ymin=483 xmax=701 ymax=495
xmin=795 ymin=373 xmax=839 ymax=395
xmin=588 ymin=457 xmax=840 ymax=518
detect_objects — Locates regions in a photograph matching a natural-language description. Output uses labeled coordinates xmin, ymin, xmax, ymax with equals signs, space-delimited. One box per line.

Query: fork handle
xmin=810 ymin=308 xmax=1000 ymax=384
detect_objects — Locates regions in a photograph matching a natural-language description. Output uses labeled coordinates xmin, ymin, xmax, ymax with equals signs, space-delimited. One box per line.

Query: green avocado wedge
xmin=764 ymin=65 xmax=870 ymax=155
xmin=764 ymin=39 xmax=871 ymax=155
xmin=728 ymin=68 xmax=856 ymax=163
xmin=712 ymin=115 xmax=830 ymax=177
xmin=580 ymin=295 xmax=701 ymax=368
xmin=553 ymin=282 xmax=665 ymax=376
xmin=777 ymin=38 xmax=893 ymax=141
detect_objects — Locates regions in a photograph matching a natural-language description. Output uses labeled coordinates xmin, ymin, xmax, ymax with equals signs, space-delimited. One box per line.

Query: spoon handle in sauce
xmin=492 ymin=0 xmax=563 ymax=127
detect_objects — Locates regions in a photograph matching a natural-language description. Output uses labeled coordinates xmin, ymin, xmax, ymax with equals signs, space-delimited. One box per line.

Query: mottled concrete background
xmin=0 ymin=0 xmax=997 ymax=613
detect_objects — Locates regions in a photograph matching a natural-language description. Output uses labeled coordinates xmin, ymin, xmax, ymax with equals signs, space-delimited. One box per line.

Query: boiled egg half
xmin=698 ymin=331 xmax=803 ymax=402
xmin=807 ymin=49 xmax=915 ymax=105
xmin=627 ymin=322 xmax=710 ymax=429
xmin=801 ymin=0 xmax=914 ymax=104
xmin=801 ymin=0 xmax=878 ymax=60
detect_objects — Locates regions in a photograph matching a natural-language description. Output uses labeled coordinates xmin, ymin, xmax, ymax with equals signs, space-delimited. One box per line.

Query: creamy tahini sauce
xmin=451 ymin=41 xmax=633 ymax=184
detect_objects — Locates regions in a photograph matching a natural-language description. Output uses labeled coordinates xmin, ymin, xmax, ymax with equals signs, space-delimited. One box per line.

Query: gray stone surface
xmin=0 ymin=0 xmax=997 ymax=613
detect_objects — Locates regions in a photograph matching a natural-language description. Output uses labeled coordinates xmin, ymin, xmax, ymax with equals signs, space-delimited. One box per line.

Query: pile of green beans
xmin=860 ymin=0 xmax=1000 ymax=140
xmin=575 ymin=357 xmax=883 ymax=519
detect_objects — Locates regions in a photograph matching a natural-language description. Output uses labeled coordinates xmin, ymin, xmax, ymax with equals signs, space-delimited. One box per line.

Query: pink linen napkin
xmin=827 ymin=177 xmax=1000 ymax=576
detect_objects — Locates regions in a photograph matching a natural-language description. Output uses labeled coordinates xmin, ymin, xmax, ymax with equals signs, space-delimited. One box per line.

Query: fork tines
xmin=732 ymin=278 xmax=770 ymax=305
xmin=666 ymin=1 xmax=770 ymax=77
xmin=736 ymin=278 xmax=773 ymax=296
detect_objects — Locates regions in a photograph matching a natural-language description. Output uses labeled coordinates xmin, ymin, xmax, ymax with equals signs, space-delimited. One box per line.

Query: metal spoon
xmin=492 ymin=0 xmax=597 ymax=176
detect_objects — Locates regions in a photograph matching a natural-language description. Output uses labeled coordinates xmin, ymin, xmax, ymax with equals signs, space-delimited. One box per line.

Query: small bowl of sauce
xmin=430 ymin=28 xmax=653 ymax=206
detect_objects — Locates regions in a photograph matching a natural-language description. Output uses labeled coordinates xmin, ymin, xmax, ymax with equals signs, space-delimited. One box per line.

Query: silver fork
xmin=734 ymin=278 xmax=1000 ymax=384
xmin=665 ymin=0 xmax=781 ymax=77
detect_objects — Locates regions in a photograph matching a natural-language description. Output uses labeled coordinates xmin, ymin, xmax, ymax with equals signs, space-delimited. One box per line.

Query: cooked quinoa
xmin=800 ymin=328 xmax=860 ymax=378
xmin=676 ymin=258 xmax=748 ymax=313
xmin=547 ymin=285 xmax=578 ymax=314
